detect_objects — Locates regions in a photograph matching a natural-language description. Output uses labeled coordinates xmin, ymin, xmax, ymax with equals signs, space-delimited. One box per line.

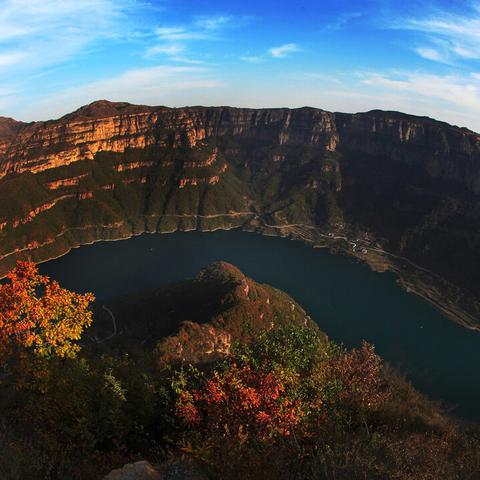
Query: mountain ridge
xmin=2 ymin=101 xmax=478 ymax=192
xmin=7 ymin=99 xmax=480 ymax=134
xmin=0 ymin=100 xmax=479 ymax=329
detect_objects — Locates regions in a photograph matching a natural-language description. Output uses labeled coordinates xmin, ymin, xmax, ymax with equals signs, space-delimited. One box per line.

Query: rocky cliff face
xmin=1 ymin=101 xmax=479 ymax=192
xmin=336 ymin=111 xmax=480 ymax=194
xmin=0 ymin=100 xmax=479 ymax=327
xmin=0 ymin=102 xmax=338 ymax=179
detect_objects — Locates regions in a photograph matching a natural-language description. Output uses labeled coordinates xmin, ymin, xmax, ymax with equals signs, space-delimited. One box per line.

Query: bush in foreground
xmin=0 ymin=262 xmax=479 ymax=479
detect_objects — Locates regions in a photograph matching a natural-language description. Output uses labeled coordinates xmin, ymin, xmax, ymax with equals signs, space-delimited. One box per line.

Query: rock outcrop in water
xmin=0 ymin=101 xmax=479 ymax=327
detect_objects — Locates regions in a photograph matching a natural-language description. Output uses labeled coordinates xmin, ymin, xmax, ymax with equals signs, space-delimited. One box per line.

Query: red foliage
xmin=327 ymin=341 xmax=389 ymax=410
xmin=176 ymin=363 xmax=302 ymax=440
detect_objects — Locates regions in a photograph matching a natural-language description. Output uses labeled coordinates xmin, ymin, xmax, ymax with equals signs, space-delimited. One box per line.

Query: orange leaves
xmin=176 ymin=363 xmax=302 ymax=441
xmin=0 ymin=261 xmax=94 ymax=363
xmin=175 ymin=338 xmax=391 ymax=448
xmin=177 ymin=390 xmax=202 ymax=425
xmin=326 ymin=341 xmax=389 ymax=410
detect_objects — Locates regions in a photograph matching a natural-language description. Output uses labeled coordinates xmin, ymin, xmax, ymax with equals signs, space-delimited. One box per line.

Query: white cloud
xmin=394 ymin=4 xmax=480 ymax=63
xmin=415 ymin=47 xmax=446 ymax=63
xmin=269 ymin=43 xmax=299 ymax=58
xmin=195 ymin=15 xmax=233 ymax=31
xmin=240 ymin=55 xmax=263 ymax=63
xmin=359 ymin=70 xmax=480 ymax=130
xmin=325 ymin=12 xmax=362 ymax=31
xmin=144 ymin=43 xmax=203 ymax=64
xmin=154 ymin=15 xmax=238 ymax=43
xmin=241 ymin=42 xmax=301 ymax=63
xmin=375 ymin=3 xmax=480 ymax=130
xmin=0 ymin=0 xmax=138 ymax=71
xmin=361 ymin=71 xmax=480 ymax=111
xmin=149 ymin=14 xmax=248 ymax=64
xmin=154 ymin=27 xmax=185 ymax=38
xmin=0 ymin=51 xmax=25 ymax=67
xmin=145 ymin=43 xmax=185 ymax=57
xmin=154 ymin=27 xmax=211 ymax=42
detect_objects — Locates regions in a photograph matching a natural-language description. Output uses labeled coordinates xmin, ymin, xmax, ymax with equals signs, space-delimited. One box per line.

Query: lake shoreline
xmin=1 ymin=213 xmax=478 ymax=332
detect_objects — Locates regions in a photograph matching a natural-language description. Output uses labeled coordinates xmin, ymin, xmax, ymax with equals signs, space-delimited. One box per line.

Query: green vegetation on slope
xmin=0 ymin=262 xmax=479 ymax=480
xmin=1 ymin=135 xmax=479 ymax=323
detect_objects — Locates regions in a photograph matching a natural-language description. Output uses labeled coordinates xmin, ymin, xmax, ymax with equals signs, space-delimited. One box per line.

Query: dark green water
xmin=41 ymin=230 xmax=480 ymax=419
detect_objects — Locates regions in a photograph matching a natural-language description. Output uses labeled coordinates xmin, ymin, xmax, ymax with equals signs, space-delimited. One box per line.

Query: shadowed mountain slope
xmin=0 ymin=101 xmax=478 ymax=327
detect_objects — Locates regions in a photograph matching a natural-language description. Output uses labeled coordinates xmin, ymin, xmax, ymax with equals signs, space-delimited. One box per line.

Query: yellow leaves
xmin=0 ymin=261 xmax=94 ymax=363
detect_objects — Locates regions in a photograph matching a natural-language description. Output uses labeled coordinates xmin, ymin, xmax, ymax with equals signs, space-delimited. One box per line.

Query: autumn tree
xmin=326 ymin=341 xmax=389 ymax=411
xmin=0 ymin=261 xmax=94 ymax=364
xmin=176 ymin=362 xmax=303 ymax=442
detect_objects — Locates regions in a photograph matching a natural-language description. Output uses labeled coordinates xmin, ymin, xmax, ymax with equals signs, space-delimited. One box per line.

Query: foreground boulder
xmin=104 ymin=461 xmax=163 ymax=480
xmin=104 ymin=460 xmax=209 ymax=480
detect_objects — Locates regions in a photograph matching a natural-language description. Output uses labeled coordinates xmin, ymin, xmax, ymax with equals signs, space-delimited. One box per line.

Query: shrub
xmin=177 ymin=362 xmax=303 ymax=441
xmin=0 ymin=261 xmax=94 ymax=364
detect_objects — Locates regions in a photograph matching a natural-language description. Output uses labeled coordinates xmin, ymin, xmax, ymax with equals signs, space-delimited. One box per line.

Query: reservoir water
xmin=40 ymin=230 xmax=480 ymax=419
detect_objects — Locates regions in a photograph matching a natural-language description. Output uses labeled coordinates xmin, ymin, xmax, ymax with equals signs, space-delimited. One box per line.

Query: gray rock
xmin=104 ymin=461 xmax=164 ymax=480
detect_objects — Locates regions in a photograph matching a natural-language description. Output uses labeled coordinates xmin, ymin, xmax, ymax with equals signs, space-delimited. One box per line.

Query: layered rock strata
xmin=0 ymin=101 xmax=479 ymax=328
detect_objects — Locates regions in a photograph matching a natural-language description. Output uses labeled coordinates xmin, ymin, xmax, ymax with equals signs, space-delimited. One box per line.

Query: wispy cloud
xmin=325 ymin=12 xmax=362 ymax=31
xmin=0 ymin=0 xmax=138 ymax=70
xmin=147 ymin=14 xmax=249 ymax=64
xmin=195 ymin=15 xmax=234 ymax=31
xmin=359 ymin=70 xmax=480 ymax=128
xmin=240 ymin=43 xmax=301 ymax=63
xmin=269 ymin=43 xmax=299 ymax=58
xmin=145 ymin=43 xmax=186 ymax=58
xmin=393 ymin=3 xmax=480 ymax=63
xmin=240 ymin=55 xmax=263 ymax=63
xmin=361 ymin=71 xmax=480 ymax=109
xmin=0 ymin=51 xmax=25 ymax=67
xmin=18 ymin=64 xmax=225 ymax=120
xmin=154 ymin=26 xmax=211 ymax=42
xmin=0 ymin=0 xmax=146 ymax=118
xmin=414 ymin=46 xmax=447 ymax=63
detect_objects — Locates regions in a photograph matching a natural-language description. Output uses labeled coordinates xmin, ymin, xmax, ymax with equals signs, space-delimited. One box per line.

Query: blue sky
xmin=1 ymin=0 xmax=480 ymax=132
